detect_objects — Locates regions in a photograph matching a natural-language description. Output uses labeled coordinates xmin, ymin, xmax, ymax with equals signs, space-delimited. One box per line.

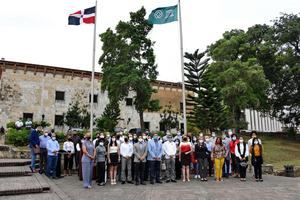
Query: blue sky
xmin=0 ymin=0 xmax=299 ymax=82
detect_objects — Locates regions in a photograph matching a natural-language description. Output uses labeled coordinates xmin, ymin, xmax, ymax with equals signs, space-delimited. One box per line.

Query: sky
xmin=0 ymin=0 xmax=299 ymax=82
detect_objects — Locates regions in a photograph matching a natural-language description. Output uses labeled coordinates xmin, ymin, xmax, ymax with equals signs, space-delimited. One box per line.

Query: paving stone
xmin=52 ymin=175 xmax=300 ymax=200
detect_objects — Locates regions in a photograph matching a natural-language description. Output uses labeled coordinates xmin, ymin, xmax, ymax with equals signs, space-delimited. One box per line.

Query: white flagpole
xmin=178 ymin=0 xmax=187 ymax=135
xmin=90 ymin=0 xmax=98 ymax=140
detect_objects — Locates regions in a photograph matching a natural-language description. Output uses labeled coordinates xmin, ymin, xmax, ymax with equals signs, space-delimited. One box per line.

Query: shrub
xmin=6 ymin=128 xmax=30 ymax=146
xmin=55 ymin=132 xmax=67 ymax=143
xmin=6 ymin=121 xmax=16 ymax=129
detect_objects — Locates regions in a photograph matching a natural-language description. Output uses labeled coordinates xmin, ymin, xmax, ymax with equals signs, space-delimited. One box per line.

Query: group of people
xmin=28 ymin=126 xmax=264 ymax=189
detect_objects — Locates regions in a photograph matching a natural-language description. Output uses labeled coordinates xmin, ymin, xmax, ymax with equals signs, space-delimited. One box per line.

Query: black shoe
xmin=121 ymin=181 xmax=126 ymax=184
xmin=166 ymin=179 xmax=170 ymax=183
xmin=127 ymin=181 xmax=133 ymax=184
xmin=52 ymin=176 xmax=58 ymax=179
xmin=171 ymin=180 xmax=177 ymax=183
xmin=141 ymin=182 xmax=146 ymax=185
xmin=150 ymin=181 xmax=154 ymax=185
xmin=135 ymin=182 xmax=139 ymax=185
xmin=156 ymin=181 xmax=163 ymax=184
xmin=259 ymin=179 xmax=263 ymax=182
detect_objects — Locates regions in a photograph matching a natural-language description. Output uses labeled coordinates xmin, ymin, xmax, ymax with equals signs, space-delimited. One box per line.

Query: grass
xmin=259 ymin=135 xmax=300 ymax=170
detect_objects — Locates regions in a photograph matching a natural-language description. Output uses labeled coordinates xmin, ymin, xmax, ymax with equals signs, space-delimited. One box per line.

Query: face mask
xmin=232 ymin=137 xmax=236 ymax=140
xmin=254 ymin=141 xmax=259 ymax=145
xmin=175 ymin=141 xmax=179 ymax=145
xmin=100 ymin=136 xmax=104 ymax=139
xmin=240 ymin=140 xmax=244 ymax=143
xmin=177 ymin=132 xmax=181 ymax=136
xmin=44 ymin=133 xmax=48 ymax=137
xmin=193 ymin=138 xmax=197 ymax=141
xmin=107 ymin=135 xmax=110 ymax=138
xmin=205 ymin=138 xmax=209 ymax=142
xmin=133 ymin=135 xmax=137 ymax=139
xmin=199 ymin=140 xmax=204 ymax=143
xmin=52 ymin=137 xmax=56 ymax=140
xmin=124 ymin=138 xmax=128 ymax=143
xmin=153 ymin=136 xmax=158 ymax=141
xmin=138 ymin=138 xmax=143 ymax=143
xmin=99 ymin=142 xmax=104 ymax=146
xmin=129 ymin=137 xmax=133 ymax=141
xmin=143 ymin=136 xmax=147 ymax=140
xmin=112 ymin=138 xmax=116 ymax=142
xmin=212 ymin=133 xmax=216 ymax=138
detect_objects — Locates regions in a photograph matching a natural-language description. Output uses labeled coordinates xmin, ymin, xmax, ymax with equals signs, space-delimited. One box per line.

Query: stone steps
xmin=0 ymin=159 xmax=31 ymax=167
xmin=0 ymin=166 xmax=32 ymax=177
xmin=0 ymin=174 xmax=50 ymax=196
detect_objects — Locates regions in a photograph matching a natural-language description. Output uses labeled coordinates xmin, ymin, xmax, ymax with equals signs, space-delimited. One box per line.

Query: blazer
xmin=133 ymin=142 xmax=148 ymax=163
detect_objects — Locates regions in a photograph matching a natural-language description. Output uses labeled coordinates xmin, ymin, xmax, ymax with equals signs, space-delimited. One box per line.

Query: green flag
xmin=148 ymin=5 xmax=178 ymax=25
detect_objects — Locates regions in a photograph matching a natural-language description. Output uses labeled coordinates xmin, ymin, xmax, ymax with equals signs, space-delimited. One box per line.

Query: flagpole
xmin=178 ymin=0 xmax=187 ymax=135
xmin=90 ymin=0 xmax=98 ymax=140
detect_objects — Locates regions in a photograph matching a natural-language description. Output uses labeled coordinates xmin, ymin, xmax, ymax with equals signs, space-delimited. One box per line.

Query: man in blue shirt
xmin=147 ymin=133 xmax=163 ymax=184
xmin=39 ymin=129 xmax=50 ymax=174
xmin=46 ymin=133 xmax=60 ymax=179
xmin=29 ymin=126 xmax=40 ymax=173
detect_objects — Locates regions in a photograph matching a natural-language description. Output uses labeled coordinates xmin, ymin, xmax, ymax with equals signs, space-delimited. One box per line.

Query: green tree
xmin=96 ymin=100 xmax=120 ymax=132
xmin=64 ymin=100 xmax=91 ymax=129
xmin=208 ymin=30 xmax=270 ymax=130
xmin=99 ymin=7 xmax=158 ymax=130
xmin=184 ymin=49 xmax=227 ymax=132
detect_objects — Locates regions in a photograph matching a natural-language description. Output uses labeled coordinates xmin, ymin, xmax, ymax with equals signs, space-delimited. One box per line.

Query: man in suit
xmin=133 ymin=135 xmax=148 ymax=185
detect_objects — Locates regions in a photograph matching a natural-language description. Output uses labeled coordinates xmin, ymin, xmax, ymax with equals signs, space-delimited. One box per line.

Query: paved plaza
xmin=34 ymin=175 xmax=300 ymax=200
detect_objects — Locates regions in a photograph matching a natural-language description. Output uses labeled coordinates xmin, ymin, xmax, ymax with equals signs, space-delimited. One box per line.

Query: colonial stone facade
xmin=0 ymin=60 xmax=184 ymax=131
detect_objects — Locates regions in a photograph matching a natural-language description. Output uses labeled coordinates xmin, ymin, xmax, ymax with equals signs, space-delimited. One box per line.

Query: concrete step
xmin=0 ymin=159 xmax=31 ymax=167
xmin=0 ymin=166 xmax=32 ymax=177
xmin=0 ymin=174 xmax=50 ymax=196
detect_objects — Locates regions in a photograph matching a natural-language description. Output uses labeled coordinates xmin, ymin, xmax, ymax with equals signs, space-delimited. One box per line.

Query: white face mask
xmin=99 ymin=142 xmax=104 ymax=146
xmin=143 ymin=136 xmax=147 ymax=139
xmin=254 ymin=141 xmax=259 ymax=145
xmin=199 ymin=140 xmax=204 ymax=143
xmin=240 ymin=140 xmax=244 ymax=143
xmin=112 ymin=138 xmax=116 ymax=142
xmin=52 ymin=137 xmax=56 ymax=140
xmin=138 ymin=138 xmax=143 ymax=143
xmin=205 ymin=138 xmax=209 ymax=142
xmin=232 ymin=137 xmax=236 ymax=140
xmin=129 ymin=137 xmax=133 ymax=141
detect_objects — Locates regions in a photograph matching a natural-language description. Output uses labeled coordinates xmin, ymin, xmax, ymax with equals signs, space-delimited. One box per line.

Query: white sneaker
xmin=194 ymin=175 xmax=198 ymax=179
xmin=198 ymin=175 xmax=201 ymax=179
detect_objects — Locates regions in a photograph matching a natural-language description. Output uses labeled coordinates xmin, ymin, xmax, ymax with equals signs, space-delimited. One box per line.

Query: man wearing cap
xmin=163 ymin=134 xmax=177 ymax=183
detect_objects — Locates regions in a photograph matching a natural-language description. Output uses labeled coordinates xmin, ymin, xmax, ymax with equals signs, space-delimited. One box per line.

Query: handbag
xmin=240 ymin=161 xmax=248 ymax=168
xmin=33 ymin=146 xmax=40 ymax=154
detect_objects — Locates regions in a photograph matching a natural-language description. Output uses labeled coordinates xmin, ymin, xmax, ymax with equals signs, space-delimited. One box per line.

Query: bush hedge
xmin=6 ymin=128 xmax=30 ymax=146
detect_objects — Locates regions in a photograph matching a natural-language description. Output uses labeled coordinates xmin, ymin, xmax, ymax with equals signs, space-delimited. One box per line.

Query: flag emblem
xmin=148 ymin=5 xmax=178 ymax=25
xmin=68 ymin=6 xmax=96 ymax=25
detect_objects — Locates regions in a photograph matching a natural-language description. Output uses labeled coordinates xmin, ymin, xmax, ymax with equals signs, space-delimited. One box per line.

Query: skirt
xmin=181 ymin=153 xmax=191 ymax=166
xmin=109 ymin=153 xmax=119 ymax=166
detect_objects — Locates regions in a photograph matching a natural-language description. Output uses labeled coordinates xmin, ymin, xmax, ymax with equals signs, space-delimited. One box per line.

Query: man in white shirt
xmin=120 ymin=136 xmax=133 ymax=184
xmin=163 ymin=135 xmax=177 ymax=183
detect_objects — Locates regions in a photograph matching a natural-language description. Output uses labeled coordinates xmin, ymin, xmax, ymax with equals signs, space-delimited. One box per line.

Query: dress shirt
xmin=39 ymin=135 xmax=50 ymax=148
xmin=47 ymin=139 xmax=60 ymax=156
xmin=163 ymin=141 xmax=177 ymax=159
xmin=120 ymin=142 xmax=133 ymax=157
xmin=63 ymin=141 xmax=75 ymax=153
xmin=147 ymin=139 xmax=163 ymax=161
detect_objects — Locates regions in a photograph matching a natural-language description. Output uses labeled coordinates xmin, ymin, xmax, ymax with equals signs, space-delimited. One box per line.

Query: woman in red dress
xmin=179 ymin=136 xmax=192 ymax=182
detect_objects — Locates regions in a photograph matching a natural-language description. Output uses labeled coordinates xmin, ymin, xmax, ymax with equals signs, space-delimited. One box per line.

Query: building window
xmin=55 ymin=91 xmax=65 ymax=101
xmin=125 ymin=98 xmax=133 ymax=106
xmin=180 ymin=102 xmax=183 ymax=113
xmin=55 ymin=115 xmax=64 ymax=126
xmin=144 ymin=122 xmax=150 ymax=130
xmin=89 ymin=94 xmax=98 ymax=103
xmin=23 ymin=113 xmax=33 ymax=121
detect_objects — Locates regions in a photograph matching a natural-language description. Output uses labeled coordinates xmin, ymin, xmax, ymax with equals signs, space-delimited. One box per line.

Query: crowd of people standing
xmin=28 ymin=126 xmax=264 ymax=189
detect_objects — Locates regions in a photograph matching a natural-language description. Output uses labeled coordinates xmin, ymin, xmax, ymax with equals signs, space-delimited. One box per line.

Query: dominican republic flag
xmin=68 ymin=6 xmax=95 ymax=25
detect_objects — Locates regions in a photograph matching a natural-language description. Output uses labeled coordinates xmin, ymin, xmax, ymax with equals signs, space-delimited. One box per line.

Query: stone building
xmin=0 ymin=60 xmax=283 ymax=133
xmin=0 ymin=60 xmax=184 ymax=132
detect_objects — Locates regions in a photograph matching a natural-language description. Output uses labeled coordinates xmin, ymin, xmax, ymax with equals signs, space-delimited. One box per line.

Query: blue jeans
xmin=47 ymin=155 xmax=58 ymax=177
xmin=30 ymin=147 xmax=36 ymax=170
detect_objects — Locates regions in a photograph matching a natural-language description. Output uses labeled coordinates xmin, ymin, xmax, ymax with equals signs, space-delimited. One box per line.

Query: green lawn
xmin=260 ymin=135 xmax=300 ymax=170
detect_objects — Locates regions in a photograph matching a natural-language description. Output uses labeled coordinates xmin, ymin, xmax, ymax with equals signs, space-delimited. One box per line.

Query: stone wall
xmin=0 ymin=60 xmax=184 ymax=131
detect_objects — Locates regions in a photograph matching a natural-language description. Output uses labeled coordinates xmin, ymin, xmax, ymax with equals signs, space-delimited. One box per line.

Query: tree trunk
xmin=139 ymin=111 xmax=145 ymax=131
